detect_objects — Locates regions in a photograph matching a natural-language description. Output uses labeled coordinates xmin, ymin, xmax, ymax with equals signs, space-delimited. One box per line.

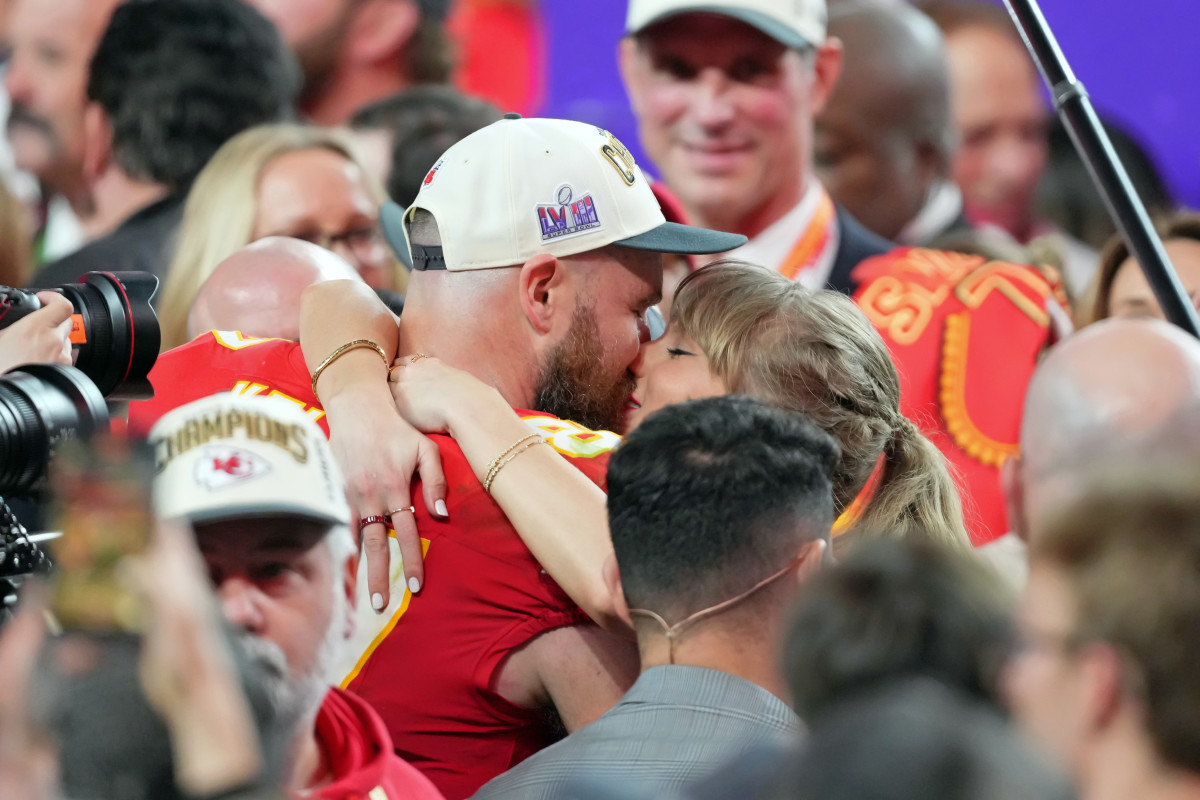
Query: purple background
xmin=538 ymin=0 xmax=1199 ymax=208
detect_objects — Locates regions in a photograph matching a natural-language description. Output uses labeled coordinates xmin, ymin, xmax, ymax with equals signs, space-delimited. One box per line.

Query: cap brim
xmin=380 ymin=200 xmax=411 ymax=265
xmin=183 ymin=503 xmax=345 ymax=528
xmin=614 ymin=221 xmax=747 ymax=255
xmin=634 ymin=7 xmax=815 ymax=50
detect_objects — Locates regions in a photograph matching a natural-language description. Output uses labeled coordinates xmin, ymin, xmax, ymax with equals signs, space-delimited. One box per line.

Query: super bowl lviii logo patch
xmin=537 ymin=184 xmax=601 ymax=242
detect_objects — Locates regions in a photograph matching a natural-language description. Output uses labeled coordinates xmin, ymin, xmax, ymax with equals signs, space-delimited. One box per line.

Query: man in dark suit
xmin=472 ymin=396 xmax=836 ymax=800
xmin=620 ymin=0 xmax=891 ymax=293
xmin=816 ymin=2 xmax=973 ymax=248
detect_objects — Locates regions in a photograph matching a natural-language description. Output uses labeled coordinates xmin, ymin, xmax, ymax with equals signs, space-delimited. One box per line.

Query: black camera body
xmin=0 ymin=271 xmax=160 ymax=399
xmin=0 ymin=272 xmax=160 ymax=612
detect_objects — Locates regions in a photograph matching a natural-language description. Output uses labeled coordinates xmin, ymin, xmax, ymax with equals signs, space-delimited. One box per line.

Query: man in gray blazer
xmin=472 ymin=395 xmax=839 ymax=800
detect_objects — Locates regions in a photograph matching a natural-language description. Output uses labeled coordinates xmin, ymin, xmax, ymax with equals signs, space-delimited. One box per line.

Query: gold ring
xmin=409 ymin=353 xmax=432 ymax=365
xmin=388 ymin=364 xmax=404 ymax=382
xmin=388 ymin=506 xmax=416 ymax=517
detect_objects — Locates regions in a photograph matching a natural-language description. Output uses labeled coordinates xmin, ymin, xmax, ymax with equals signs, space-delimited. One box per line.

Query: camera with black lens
xmin=0 ymin=272 xmax=160 ymax=617
xmin=0 ymin=271 xmax=160 ymax=399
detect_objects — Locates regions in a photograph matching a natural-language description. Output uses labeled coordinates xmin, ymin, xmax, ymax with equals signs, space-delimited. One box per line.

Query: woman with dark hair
xmin=1081 ymin=212 xmax=1200 ymax=325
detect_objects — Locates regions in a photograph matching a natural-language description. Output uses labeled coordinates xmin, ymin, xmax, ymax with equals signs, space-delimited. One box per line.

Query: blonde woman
xmin=305 ymin=260 xmax=969 ymax=629
xmin=158 ymin=123 xmax=405 ymax=350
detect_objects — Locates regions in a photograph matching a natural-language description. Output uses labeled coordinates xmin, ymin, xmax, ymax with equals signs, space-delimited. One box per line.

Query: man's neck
xmin=302 ymin=66 xmax=410 ymax=126
xmin=688 ymin=174 xmax=808 ymax=243
xmin=1080 ymin=726 xmax=1200 ymax=800
xmin=398 ymin=320 xmax=537 ymax=411
xmin=54 ymin=175 xmax=96 ymax=225
xmin=287 ymin=710 xmax=330 ymax=792
xmin=636 ymin=626 xmax=789 ymax=703
xmin=88 ymin=170 xmax=169 ymax=238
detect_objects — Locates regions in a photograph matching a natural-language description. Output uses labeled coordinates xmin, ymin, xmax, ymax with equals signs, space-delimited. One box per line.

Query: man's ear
xmin=794 ymin=538 xmax=826 ymax=586
xmin=810 ymin=38 xmax=844 ymax=115
xmin=1002 ymin=454 xmax=1028 ymax=543
xmin=81 ymin=102 xmax=111 ymax=186
xmin=341 ymin=551 xmax=359 ymax=640
xmin=617 ymin=38 xmax=646 ymax=116
xmin=347 ymin=0 xmax=420 ymax=66
xmin=1080 ymin=641 xmax=1125 ymax=733
xmin=518 ymin=253 xmax=569 ymax=336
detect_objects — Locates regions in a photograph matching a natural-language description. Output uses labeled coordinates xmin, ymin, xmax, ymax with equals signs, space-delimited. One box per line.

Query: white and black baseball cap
xmin=626 ymin=0 xmax=827 ymax=50
xmin=381 ymin=115 xmax=746 ymax=271
xmin=150 ymin=393 xmax=349 ymax=528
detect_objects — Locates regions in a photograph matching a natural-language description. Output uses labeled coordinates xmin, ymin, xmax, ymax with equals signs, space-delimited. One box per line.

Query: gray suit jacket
xmin=471 ymin=665 xmax=801 ymax=800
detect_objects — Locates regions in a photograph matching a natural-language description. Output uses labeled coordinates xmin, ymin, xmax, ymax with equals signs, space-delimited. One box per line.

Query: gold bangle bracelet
xmin=483 ymin=437 xmax=547 ymax=494
xmin=482 ymin=433 xmax=542 ymax=480
xmin=310 ymin=339 xmax=389 ymax=396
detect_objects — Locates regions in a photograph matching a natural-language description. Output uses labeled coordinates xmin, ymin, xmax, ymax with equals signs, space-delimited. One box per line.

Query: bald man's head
xmin=188 ymin=237 xmax=363 ymax=342
xmin=1009 ymin=318 xmax=1200 ymax=538
xmin=816 ymin=2 xmax=952 ymax=241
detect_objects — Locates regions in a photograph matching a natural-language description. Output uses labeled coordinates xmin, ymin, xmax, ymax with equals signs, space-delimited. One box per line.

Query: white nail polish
xmin=435 ymin=499 xmax=448 ymax=517
xmin=371 ymin=592 xmax=384 ymax=611
xmin=408 ymin=576 xmax=421 ymax=594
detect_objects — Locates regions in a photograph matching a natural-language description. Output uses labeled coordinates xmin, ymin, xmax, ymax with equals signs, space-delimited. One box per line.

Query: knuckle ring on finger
xmin=409 ymin=353 xmax=432 ymax=365
xmin=388 ymin=506 xmax=416 ymax=518
xmin=358 ymin=514 xmax=389 ymax=531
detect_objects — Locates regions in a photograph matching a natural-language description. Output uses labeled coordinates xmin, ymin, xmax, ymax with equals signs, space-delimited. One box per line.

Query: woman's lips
xmin=626 ymin=394 xmax=642 ymax=411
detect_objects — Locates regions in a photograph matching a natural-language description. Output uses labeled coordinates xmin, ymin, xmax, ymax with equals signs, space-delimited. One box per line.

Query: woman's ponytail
xmin=849 ymin=416 xmax=971 ymax=551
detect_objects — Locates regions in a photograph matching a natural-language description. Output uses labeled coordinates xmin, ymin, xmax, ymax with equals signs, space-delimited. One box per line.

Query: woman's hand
xmin=387 ymin=355 xmax=507 ymax=436
xmin=0 ymin=292 xmax=74 ymax=373
xmin=321 ymin=388 xmax=447 ymax=612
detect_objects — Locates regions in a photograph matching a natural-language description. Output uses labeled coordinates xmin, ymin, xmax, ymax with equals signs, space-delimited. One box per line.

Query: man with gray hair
xmin=149 ymin=393 xmax=443 ymax=799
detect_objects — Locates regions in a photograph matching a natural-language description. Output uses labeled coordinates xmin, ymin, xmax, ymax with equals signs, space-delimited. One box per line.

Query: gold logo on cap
xmin=600 ymin=130 xmax=637 ymax=186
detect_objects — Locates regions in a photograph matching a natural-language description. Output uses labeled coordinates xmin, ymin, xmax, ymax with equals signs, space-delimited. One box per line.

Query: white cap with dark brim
xmin=381 ymin=115 xmax=746 ymax=271
xmin=150 ymin=393 xmax=350 ymax=529
xmin=626 ymin=0 xmax=827 ymax=50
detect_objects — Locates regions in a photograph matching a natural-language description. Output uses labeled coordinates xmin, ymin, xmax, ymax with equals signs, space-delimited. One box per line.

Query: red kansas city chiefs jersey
xmin=129 ymin=331 xmax=621 ymax=800
xmin=127 ymin=331 xmax=326 ymax=437
xmin=852 ymin=248 xmax=1063 ymax=545
xmin=339 ymin=414 xmax=619 ymax=800
xmin=310 ymin=689 xmax=444 ymax=800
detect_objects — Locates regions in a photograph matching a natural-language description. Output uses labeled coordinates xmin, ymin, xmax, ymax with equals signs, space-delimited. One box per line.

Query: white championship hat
xmin=150 ymin=393 xmax=349 ymax=527
xmin=380 ymin=115 xmax=746 ymax=271
xmin=626 ymin=0 xmax=827 ymax=50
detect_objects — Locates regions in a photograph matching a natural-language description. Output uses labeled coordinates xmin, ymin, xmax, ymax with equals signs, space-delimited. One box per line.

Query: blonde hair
xmin=157 ymin=123 xmax=404 ymax=350
xmin=672 ymin=261 xmax=969 ymax=551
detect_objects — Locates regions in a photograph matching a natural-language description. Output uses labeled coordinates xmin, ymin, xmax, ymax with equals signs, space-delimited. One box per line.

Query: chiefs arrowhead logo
xmin=194 ymin=445 xmax=270 ymax=490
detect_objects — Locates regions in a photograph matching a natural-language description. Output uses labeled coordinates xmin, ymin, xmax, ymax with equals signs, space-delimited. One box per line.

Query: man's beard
xmin=235 ymin=581 xmax=345 ymax=743
xmin=533 ymin=301 xmax=635 ymax=433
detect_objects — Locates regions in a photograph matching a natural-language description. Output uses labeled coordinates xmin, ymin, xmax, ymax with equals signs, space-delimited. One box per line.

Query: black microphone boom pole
xmin=1001 ymin=0 xmax=1200 ymax=337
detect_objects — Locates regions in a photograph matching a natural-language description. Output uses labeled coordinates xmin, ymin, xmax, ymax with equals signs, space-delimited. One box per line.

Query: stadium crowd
xmin=1 ymin=0 xmax=1200 ymax=799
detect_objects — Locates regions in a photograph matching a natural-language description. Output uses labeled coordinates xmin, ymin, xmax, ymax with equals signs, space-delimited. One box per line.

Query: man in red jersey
xmin=297 ymin=116 xmax=745 ymax=798
xmin=149 ymin=393 xmax=443 ymax=800
xmin=127 ymin=237 xmax=366 ymax=438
